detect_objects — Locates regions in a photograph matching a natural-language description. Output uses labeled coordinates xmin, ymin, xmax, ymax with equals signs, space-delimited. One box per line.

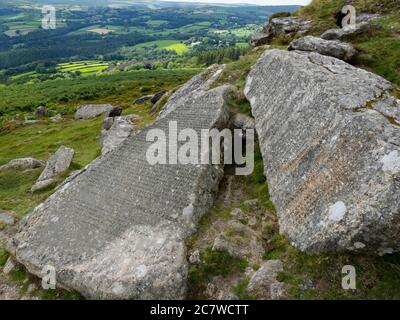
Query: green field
xmin=133 ymin=40 xmax=189 ymax=54
xmin=57 ymin=61 xmax=109 ymax=75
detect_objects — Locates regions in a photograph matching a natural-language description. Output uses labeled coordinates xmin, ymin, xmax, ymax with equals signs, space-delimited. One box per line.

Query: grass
xmin=0 ymin=246 xmax=9 ymax=267
xmin=212 ymin=46 xmax=265 ymax=90
xmin=6 ymin=263 xmax=84 ymax=300
xmin=0 ymin=69 xmax=200 ymax=120
xmin=187 ymin=247 xmax=248 ymax=299
xmin=233 ymin=277 xmax=256 ymax=300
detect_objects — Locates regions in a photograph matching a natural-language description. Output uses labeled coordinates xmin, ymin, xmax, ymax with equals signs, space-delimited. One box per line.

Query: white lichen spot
xmin=328 ymin=201 xmax=347 ymax=222
xmin=182 ymin=204 xmax=194 ymax=222
xmin=250 ymin=97 xmax=256 ymax=106
xmin=111 ymin=282 xmax=125 ymax=296
xmin=380 ymin=150 xmax=400 ymax=173
xmin=354 ymin=242 xmax=366 ymax=249
xmin=135 ymin=264 xmax=147 ymax=279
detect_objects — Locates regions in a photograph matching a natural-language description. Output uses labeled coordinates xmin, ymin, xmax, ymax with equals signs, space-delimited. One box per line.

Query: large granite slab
xmin=9 ymin=66 xmax=231 ymax=299
xmin=245 ymin=49 xmax=400 ymax=255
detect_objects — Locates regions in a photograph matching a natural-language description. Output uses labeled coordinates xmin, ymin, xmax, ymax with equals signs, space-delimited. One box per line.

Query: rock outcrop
xmin=321 ymin=22 xmax=382 ymax=40
xmin=133 ymin=95 xmax=153 ymax=105
xmin=251 ymin=17 xmax=311 ymax=46
xmin=0 ymin=158 xmax=45 ymax=171
xmin=9 ymin=66 xmax=232 ymax=299
xmin=31 ymin=146 xmax=74 ymax=192
xmin=100 ymin=115 xmax=137 ymax=155
xmin=289 ymin=36 xmax=356 ymax=61
xmin=75 ymin=104 xmax=114 ymax=120
xmin=247 ymin=260 xmax=286 ymax=300
xmin=245 ymin=49 xmax=400 ymax=255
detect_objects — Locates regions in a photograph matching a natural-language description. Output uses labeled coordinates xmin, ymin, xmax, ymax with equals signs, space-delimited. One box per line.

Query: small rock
xmin=248 ymin=217 xmax=257 ymax=226
xmin=205 ymin=283 xmax=216 ymax=298
xmin=108 ymin=106 xmax=123 ymax=118
xmin=133 ymin=95 xmax=153 ymax=105
xmin=250 ymin=33 xmax=271 ymax=47
xmin=0 ymin=211 xmax=16 ymax=226
xmin=217 ymin=292 xmax=239 ymax=300
xmin=212 ymin=221 xmax=264 ymax=262
xmin=3 ymin=257 xmax=16 ymax=275
xmin=0 ymin=158 xmax=45 ymax=171
xmin=23 ymin=120 xmax=45 ymax=126
xmin=102 ymin=117 xmax=114 ymax=130
xmin=321 ymin=22 xmax=382 ymax=40
xmin=231 ymin=113 xmax=255 ymax=130
xmin=150 ymin=91 xmax=167 ymax=104
xmin=27 ymin=283 xmax=37 ymax=294
xmin=247 ymin=260 xmax=286 ymax=300
xmin=50 ymin=114 xmax=63 ymax=122
xmin=244 ymin=199 xmax=259 ymax=208
xmin=35 ymin=106 xmax=47 ymax=118
xmin=289 ymin=36 xmax=356 ymax=61
xmin=189 ymin=250 xmax=201 ymax=265
xmin=231 ymin=208 xmax=244 ymax=219
xmin=31 ymin=146 xmax=74 ymax=192
xmin=75 ymin=104 xmax=114 ymax=120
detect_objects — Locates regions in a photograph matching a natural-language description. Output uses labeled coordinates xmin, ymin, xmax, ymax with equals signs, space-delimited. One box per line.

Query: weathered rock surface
xmin=75 ymin=104 xmax=113 ymax=120
xmin=107 ymin=106 xmax=123 ymax=118
xmin=0 ymin=158 xmax=45 ymax=171
xmin=151 ymin=90 xmax=167 ymax=104
xmin=100 ymin=116 xmax=137 ymax=155
xmin=289 ymin=36 xmax=356 ymax=61
xmin=0 ymin=212 xmax=16 ymax=226
xmin=247 ymin=260 xmax=286 ymax=300
xmin=9 ymin=67 xmax=232 ymax=299
xmin=3 ymin=257 xmax=16 ymax=275
xmin=212 ymin=221 xmax=264 ymax=263
xmin=231 ymin=113 xmax=255 ymax=130
xmin=245 ymin=49 xmax=400 ymax=255
xmin=321 ymin=22 xmax=382 ymax=40
xmin=133 ymin=95 xmax=153 ymax=105
xmin=23 ymin=120 xmax=45 ymax=126
xmin=251 ymin=17 xmax=311 ymax=46
xmin=31 ymin=146 xmax=74 ymax=192
xmin=158 ymin=64 xmax=225 ymax=119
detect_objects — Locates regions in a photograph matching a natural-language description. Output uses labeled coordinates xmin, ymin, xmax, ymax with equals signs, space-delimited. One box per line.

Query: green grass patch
xmin=233 ymin=277 xmax=256 ymax=300
xmin=187 ymin=247 xmax=248 ymax=299
xmin=0 ymin=247 xmax=9 ymax=267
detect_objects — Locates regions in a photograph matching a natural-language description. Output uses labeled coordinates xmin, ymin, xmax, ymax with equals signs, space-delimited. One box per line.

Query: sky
xmin=164 ymin=0 xmax=312 ymax=5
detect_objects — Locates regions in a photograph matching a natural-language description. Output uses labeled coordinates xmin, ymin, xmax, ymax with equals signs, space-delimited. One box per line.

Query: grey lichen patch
xmin=380 ymin=150 xmax=400 ymax=173
xmin=328 ymin=201 xmax=347 ymax=222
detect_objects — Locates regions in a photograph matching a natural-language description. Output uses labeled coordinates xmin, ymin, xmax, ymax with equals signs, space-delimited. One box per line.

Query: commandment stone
xmin=31 ymin=146 xmax=74 ymax=191
xmin=100 ymin=116 xmax=137 ymax=155
xmin=75 ymin=104 xmax=113 ymax=120
xmin=245 ymin=49 xmax=400 ymax=255
xmin=288 ymin=36 xmax=356 ymax=61
xmin=9 ymin=66 xmax=232 ymax=299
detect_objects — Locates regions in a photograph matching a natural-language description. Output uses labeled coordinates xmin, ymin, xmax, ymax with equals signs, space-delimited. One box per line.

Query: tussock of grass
xmin=233 ymin=277 xmax=256 ymax=300
xmin=187 ymin=247 xmax=248 ymax=299
xmin=0 ymin=247 xmax=9 ymax=267
xmin=212 ymin=48 xmax=265 ymax=90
